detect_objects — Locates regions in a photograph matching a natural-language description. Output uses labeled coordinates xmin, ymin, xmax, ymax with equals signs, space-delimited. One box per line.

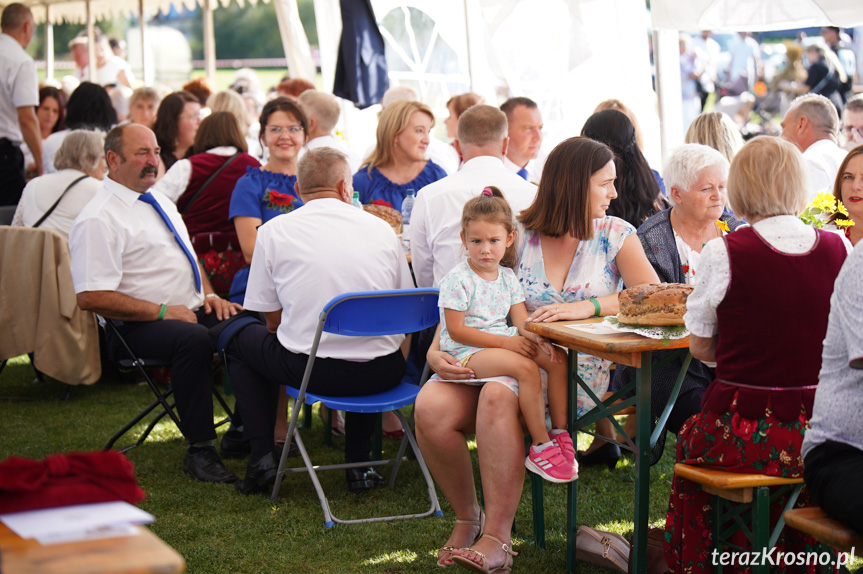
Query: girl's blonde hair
xmin=363 ymin=99 xmax=434 ymax=174
xmin=461 ymin=186 xmax=518 ymax=268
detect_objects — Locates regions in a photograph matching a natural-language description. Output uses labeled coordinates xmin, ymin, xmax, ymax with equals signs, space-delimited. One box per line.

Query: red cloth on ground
xmin=0 ymin=451 xmax=145 ymax=514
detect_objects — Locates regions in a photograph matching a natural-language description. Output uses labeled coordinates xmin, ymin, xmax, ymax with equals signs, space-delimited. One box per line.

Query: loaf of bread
xmin=363 ymin=204 xmax=403 ymax=234
xmin=617 ymin=283 xmax=694 ymax=326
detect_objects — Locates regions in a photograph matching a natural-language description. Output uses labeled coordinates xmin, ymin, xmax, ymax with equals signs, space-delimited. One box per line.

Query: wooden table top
xmin=524 ymin=317 xmax=690 ymax=368
xmin=0 ymin=523 xmax=185 ymax=574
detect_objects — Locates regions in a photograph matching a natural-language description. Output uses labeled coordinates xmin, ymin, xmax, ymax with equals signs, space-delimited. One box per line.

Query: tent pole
xmin=45 ymin=4 xmax=54 ymax=80
xmin=203 ymin=0 xmax=216 ymax=85
xmin=652 ymin=29 xmax=684 ymax=165
xmin=463 ymin=0 xmax=473 ymax=91
xmin=86 ymin=0 xmax=96 ymax=82
xmin=139 ymin=0 xmax=149 ymax=86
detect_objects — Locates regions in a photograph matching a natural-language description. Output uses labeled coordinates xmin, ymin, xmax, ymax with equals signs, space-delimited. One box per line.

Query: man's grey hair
xmin=296 ymin=147 xmax=350 ymax=193
xmin=381 ymin=86 xmax=418 ymax=109
xmin=663 ymin=143 xmax=729 ymax=206
xmin=54 ymin=130 xmax=105 ymax=174
xmin=104 ymin=124 xmax=128 ymax=159
xmin=1 ymin=3 xmax=33 ymax=31
xmin=789 ymin=93 xmax=840 ymax=138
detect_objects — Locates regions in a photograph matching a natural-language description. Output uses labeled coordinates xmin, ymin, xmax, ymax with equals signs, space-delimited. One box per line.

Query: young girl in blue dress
xmin=437 ymin=187 xmax=577 ymax=483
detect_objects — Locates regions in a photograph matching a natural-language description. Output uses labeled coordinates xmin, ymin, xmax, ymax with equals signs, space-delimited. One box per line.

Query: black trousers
xmin=804 ymin=440 xmax=863 ymax=533
xmin=226 ymin=323 xmax=405 ymax=463
xmin=106 ymin=308 xmax=222 ymax=444
xmin=0 ymin=139 xmax=25 ymax=206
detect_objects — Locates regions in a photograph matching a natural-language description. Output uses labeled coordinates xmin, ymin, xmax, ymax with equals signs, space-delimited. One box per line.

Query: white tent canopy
xmin=649 ymin=0 xmax=863 ymax=161
xmin=651 ymin=0 xmax=863 ymax=32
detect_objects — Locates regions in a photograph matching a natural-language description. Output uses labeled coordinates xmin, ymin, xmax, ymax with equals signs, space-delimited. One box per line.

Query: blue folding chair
xmin=270 ymin=288 xmax=444 ymax=527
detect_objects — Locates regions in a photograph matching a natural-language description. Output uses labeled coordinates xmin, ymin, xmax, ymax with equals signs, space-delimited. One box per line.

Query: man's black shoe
xmin=236 ymin=452 xmax=279 ymax=495
xmin=220 ymin=428 xmax=251 ymax=459
xmin=346 ymin=467 xmax=385 ymax=491
xmin=183 ymin=447 xmax=238 ymax=484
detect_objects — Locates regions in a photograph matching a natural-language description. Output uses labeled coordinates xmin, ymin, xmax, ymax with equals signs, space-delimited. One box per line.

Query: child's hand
xmin=501 ymin=336 xmax=538 ymax=358
xmin=534 ymin=336 xmax=559 ymax=363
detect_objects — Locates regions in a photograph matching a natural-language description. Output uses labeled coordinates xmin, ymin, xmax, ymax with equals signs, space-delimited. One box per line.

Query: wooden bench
xmin=674 ymin=463 xmax=805 ymax=574
xmin=784 ymin=507 xmax=863 ymax=553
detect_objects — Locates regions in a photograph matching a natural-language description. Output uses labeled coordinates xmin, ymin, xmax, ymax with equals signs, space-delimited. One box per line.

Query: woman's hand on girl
xmin=534 ymin=336 xmax=561 ymax=363
xmin=427 ymin=349 xmax=475 ymax=380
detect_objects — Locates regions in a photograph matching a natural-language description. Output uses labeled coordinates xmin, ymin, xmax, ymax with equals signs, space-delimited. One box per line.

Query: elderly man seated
xmin=226 ymin=147 xmax=415 ymax=495
xmin=70 ymin=123 xmax=241 ymax=483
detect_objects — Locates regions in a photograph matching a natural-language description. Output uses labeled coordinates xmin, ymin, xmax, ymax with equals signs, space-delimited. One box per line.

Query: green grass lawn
xmin=0 ymin=355 xmax=677 ymax=573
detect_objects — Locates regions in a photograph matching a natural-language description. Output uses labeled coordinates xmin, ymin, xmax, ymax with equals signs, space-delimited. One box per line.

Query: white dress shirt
xmin=302 ymin=135 xmax=361 ymax=173
xmin=12 ymin=169 xmax=102 ymax=239
xmin=151 ymin=146 xmax=239 ymax=203
xmin=0 ymin=33 xmax=38 ymax=142
xmin=503 ymin=154 xmax=545 ymax=185
xmin=802 ymin=139 xmax=848 ymax=201
xmin=410 ymin=155 xmax=537 ymax=288
xmin=69 ymin=177 xmax=204 ymax=310
xmin=244 ymin=197 xmax=415 ymax=360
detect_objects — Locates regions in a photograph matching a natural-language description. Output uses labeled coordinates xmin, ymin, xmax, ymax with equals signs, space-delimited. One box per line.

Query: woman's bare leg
xmin=455 ymin=382 xmax=526 ymax=570
xmin=415 ymin=381 xmax=483 ymax=562
xmin=583 ymin=418 xmax=617 ymax=454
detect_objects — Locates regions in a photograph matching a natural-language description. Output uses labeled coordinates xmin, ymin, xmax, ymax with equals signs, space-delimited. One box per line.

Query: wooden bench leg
xmin=752 ymin=486 xmax=770 ymax=574
xmin=531 ymin=472 xmax=545 ymax=548
xmin=713 ymin=496 xmax=724 ymax=574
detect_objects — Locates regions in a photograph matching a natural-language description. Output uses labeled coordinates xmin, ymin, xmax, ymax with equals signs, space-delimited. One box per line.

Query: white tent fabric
xmin=25 ymin=0 xmax=269 ymax=24
xmin=272 ymin=0 xmax=316 ymax=81
xmin=651 ymin=0 xmax=863 ymax=32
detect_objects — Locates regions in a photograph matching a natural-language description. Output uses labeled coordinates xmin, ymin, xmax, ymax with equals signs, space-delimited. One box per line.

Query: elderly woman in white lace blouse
xmin=12 ymin=130 xmax=106 ymax=239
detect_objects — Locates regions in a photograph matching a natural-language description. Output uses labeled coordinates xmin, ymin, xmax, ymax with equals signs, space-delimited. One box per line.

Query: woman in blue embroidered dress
xmin=353 ymin=99 xmax=446 ymax=211
xmin=228 ymin=97 xmax=308 ymax=301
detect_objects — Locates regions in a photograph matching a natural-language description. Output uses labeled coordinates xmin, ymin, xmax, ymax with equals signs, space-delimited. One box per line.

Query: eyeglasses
xmin=266 ymin=125 xmax=304 ymax=136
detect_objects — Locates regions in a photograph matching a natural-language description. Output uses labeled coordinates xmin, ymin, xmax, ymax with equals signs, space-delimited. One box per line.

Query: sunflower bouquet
xmin=799 ymin=192 xmax=854 ymax=231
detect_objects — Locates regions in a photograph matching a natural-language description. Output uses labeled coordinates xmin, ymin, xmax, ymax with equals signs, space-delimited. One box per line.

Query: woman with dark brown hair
xmin=419 ymin=136 xmax=658 ymax=572
xmin=152 ymin=111 xmax=261 ymax=295
xmin=152 ymin=91 xmax=201 ymax=176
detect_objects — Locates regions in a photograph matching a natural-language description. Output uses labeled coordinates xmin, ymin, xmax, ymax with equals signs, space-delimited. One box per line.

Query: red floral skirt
xmin=664 ymin=391 xmax=833 ymax=574
xmin=198 ymin=248 xmax=246 ymax=297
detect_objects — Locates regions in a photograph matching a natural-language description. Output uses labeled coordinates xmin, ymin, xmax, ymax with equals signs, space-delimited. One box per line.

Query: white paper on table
xmin=565 ymin=323 xmax=619 ymax=335
xmin=0 ymin=501 xmax=154 ymax=540
xmin=36 ymin=523 xmax=140 ymax=545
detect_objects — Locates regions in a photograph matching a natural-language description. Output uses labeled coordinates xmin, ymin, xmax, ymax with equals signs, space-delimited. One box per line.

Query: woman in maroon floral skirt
xmin=664 ymin=137 xmax=848 ymax=574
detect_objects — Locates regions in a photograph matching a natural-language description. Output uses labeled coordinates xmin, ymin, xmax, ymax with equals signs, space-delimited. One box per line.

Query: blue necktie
xmin=517 ymin=168 xmax=528 ymax=180
xmin=138 ymin=192 xmax=202 ymax=293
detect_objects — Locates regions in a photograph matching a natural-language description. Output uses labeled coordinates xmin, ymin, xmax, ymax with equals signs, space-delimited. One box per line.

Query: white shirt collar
xmin=104 ymin=177 xmax=144 ymax=207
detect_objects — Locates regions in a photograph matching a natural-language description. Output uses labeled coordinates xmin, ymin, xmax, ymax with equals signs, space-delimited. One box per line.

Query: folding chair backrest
xmin=320 ymin=289 xmax=439 ymax=337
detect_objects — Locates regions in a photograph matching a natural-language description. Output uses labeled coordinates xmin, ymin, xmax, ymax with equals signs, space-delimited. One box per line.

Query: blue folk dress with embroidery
xmin=515 ymin=217 xmax=635 ymax=417
xmin=227 ymin=167 xmax=303 ymax=301
xmin=352 ymin=160 xmax=446 ymax=211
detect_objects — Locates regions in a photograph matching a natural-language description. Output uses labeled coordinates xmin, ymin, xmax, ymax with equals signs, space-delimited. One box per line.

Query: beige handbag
xmin=575 ymin=525 xmax=631 ymax=572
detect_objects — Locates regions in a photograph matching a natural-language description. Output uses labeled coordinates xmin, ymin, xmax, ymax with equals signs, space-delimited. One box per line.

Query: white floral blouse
xmin=516 ymin=217 xmax=635 ymax=416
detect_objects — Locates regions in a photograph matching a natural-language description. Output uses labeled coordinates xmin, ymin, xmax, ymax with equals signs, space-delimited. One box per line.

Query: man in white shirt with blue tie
xmin=70 ymin=123 xmax=242 ymax=484
xmin=500 ymin=97 xmax=544 ymax=184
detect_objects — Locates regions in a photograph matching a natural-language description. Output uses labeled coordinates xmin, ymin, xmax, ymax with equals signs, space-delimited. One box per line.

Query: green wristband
xmin=157 ymin=304 xmax=167 ymax=321
xmin=589 ymin=298 xmax=601 ymax=317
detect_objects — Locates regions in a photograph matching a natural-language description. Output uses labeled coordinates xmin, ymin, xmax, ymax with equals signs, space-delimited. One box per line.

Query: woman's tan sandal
xmin=450 ymin=534 xmax=517 ymax=573
xmin=436 ymin=510 xmax=485 ymax=568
